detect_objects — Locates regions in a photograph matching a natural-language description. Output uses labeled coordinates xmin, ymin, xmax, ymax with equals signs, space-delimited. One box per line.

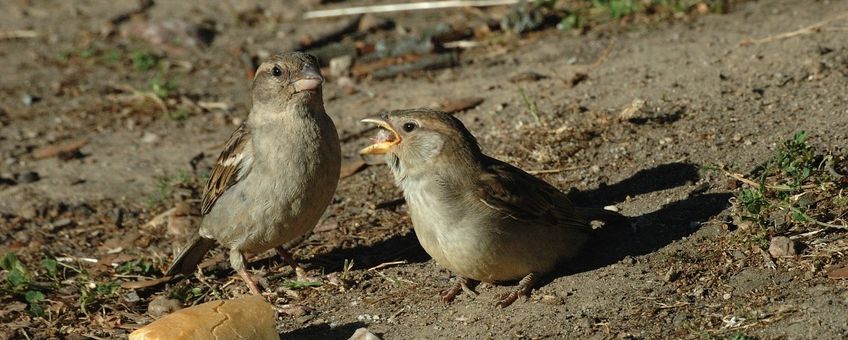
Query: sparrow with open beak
xmin=165 ymin=52 xmax=341 ymax=295
xmin=360 ymin=108 xmax=624 ymax=307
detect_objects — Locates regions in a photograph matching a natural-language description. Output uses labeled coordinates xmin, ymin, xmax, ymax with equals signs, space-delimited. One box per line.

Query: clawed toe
xmin=494 ymin=291 xmax=524 ymax=308
xmin=441 ymin=277 xmax=478 ymax=303
xmin=494 ymin=272 xmax=539 ymax=308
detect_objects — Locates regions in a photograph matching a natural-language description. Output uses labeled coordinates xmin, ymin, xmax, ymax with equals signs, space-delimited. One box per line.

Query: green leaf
xmin=1 ymin=252 xmax=28 ymax=274
xmin=8 ymin=270 xmax=29 ymax=289
xmin=25 ymin=290 xmax=46 ymax=317
xmin=41 ymin=258 xmax=58 ymax=278
xmin=25 ymin=290 xmax=45 ymax=304
xmin=791 ymin=211 xmax=807 ymax=222
xmin=793 ymin=130 xmax=807 ymax=144
xmin=131 ymin=51 xmax=158 ymax=71
xmin=281 ymin=280 xmax=323 ymax=290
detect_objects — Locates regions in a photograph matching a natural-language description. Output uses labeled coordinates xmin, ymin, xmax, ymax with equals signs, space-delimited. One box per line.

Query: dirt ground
xmin=2 ymin=0 xmax=848 ymax=339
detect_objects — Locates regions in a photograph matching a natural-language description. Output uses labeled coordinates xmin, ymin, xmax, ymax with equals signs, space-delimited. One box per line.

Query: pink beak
xmin=293 ymin=63 xmax=323 ymax=92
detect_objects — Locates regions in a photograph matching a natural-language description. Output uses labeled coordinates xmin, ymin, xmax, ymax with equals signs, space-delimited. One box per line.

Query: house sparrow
xmin=360 ymin=109 xmax=624 ymax=307
xmin=165 ymin=52 xmax=341 ymax=294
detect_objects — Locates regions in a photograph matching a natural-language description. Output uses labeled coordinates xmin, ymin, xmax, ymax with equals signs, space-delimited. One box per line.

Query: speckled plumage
xmin=166 ymin=52 xmax=340 ymax=294
xmin=361 ymin=109 xmax=623 ymax=307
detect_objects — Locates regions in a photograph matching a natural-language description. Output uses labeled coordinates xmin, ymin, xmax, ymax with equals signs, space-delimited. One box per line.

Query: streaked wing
xmin=201 ymin=122 xmax=254 ymax=215
xmin=475 ymin=156 xmax=589 ymax=230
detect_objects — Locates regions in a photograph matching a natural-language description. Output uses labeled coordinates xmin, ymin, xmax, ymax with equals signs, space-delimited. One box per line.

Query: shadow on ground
xmin=565 ymin=162 xmax=732 ymax=277
xmin=281 ymin=321 xmax=370 ymax=340
xmin=309 ymin=229 xmax=430 ymax=272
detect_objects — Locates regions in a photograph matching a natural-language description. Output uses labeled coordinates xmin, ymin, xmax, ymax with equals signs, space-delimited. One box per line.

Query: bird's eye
xmin=272 ymin=66 xmax=282 ymax=77
xmin=402 ymin=122 xmax=417 ymax=132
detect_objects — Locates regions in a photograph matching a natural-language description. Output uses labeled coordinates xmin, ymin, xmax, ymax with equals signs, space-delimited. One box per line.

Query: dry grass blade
xmin=367 ymin=260 xmax=408 ymax=271
xmin=739 ymin=12 xmax=848 ymax=45
xmin=526 ymin=165 xmax=588 ymax=175
xmin=304 ymin=0 xmax=520 ymax=19
xmin=0 ymin=30 xmax=38 ymax=40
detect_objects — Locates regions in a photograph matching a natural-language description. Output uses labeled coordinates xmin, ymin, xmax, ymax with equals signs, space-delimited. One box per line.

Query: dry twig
xmin=368 ymin=260 xmax=408 ymax=271
xmin=739 ymin=12 xmax=848 ymax=45
xmin=526 ymin=165 xmax=588 ymax=175
xmin=0 ymin=30 xmax=38 ymax=40
xmin=304 ymin=0 xmax=519 ymax=19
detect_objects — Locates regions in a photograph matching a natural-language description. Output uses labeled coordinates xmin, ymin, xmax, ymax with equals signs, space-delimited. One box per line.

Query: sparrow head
xmin=360 ymin=109 xmax=482 ymax=182
xmin=251 ymin=52 xmax=324 ymax=111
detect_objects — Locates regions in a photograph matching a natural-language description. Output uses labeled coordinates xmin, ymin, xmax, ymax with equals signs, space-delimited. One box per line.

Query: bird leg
xmin=441 ymin=277 xmax=479 ymax=303
xmin=230 ymin=250 xmax=262 ymax=295
xmin=275 ymin=246 xmax=312 ymax=282
xmin=495 ymin=272 xmax=539 ymax=308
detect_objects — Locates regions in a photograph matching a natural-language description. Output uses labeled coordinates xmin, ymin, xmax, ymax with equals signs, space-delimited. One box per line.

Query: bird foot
xmin=494 ymin=272 xmax=539 ymax=308
xmin=275 ymin=246 xmax=316 ymax=282
xmin=441 ymin=277 xmax=478 ymax=303
xmin=495 ymin=291 xmax=524 ymax=308
xmin=237 ymin=268 xmax=263 ymax=295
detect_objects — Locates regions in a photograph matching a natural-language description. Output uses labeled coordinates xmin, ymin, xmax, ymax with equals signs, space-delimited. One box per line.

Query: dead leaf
xmin=32 ymin=138 xmax=88 ymax=159
xmin=121 ymin=275 xmax=174 ymax=290
xmin=439 ymin=97 xmax=484 ymax=114
xmin=828 ymin=264 xmax=848 ymax=279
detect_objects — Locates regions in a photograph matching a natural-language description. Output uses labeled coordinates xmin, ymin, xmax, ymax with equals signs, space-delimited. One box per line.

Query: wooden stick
xmin=0 ymin=30 xmax=38 ymax=40
xmin=526 ymin=165 xmax=588 ymax=175
xmin=739 ymin=12 xmax=848 ymax=46
xmin=304 ymin=0 xmax=520 ymax=19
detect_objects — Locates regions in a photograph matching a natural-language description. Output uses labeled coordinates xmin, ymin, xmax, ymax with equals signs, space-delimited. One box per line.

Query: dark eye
xmin=272 ymin=66 xmax=282 ymax=77
xmin=402 ymin=122 xmax=417 ymax=132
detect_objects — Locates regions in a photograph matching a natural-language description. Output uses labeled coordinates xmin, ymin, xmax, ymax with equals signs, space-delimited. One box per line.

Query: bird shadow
xmin=308 ymin=229 xmax=430 ymax=273
xmin=280 ymin=321 xmax=371 ymax=340
xmin=545 ymin=162 xmax=732 ymax=282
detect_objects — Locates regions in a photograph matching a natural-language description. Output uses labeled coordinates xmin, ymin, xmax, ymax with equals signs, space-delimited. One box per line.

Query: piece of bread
xmin=129 ymin=295 xmax=278 ymax=340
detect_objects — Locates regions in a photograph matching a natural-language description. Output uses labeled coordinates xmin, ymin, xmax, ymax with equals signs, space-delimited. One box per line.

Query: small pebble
xmin=141 ymin=132 xmax=160 ymax=144
xmin=50 ymin=218 xmax=73 ymax=229
xmin=348 ymin=327 xmax=381 ymax=340
xmin=18 ymin=205 xmax=38 ymax=219
xmin=124 ymin=291 xmax=141 ymax=303
xmin=329 ymin=55 xmax=353 ymax=78
xmin=22 ymin=94 xmax=41 ymax=106
xmin=147 ymin=296 xmax=183 ymax=317
xmin=664 ymin=268 xmax=680 ymax=282
xmin=769 ymin=236 xmax=796 ymax=257
xmin=16 ymin=171 xmax=40 ymax=183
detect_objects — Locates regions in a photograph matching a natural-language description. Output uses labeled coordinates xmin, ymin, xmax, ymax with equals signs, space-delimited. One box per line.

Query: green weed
xmin=78 ymin=281 xmax=120 ymax=314
xmin=131 ymin=50 xmax=159 ymax=71
xmin=731 ymin=131 xmax=847 ymax=237
xmin=280 ymin=279 xmax=323 ymax=290
xmin=0 ymin=253 xmax=58 ymax=316
xmin=516 ymin=86 xmax=541 ymax=123
xmin=166 ymin=110 xmax=190 ymax=121
xmin=593 ymin=0 xmax=638 ymax=18
xmin=727 ymin=332 xmax=756 ymax=340
xmin=145 ymin=170 xmax=204 ymax=207
xmin=168 ymin=285 xmax=205 ymax=303
xmin=150 ymin=77 xmax=177 ymax=99
xmin=116 ymin=259 xmax=156 ymax=276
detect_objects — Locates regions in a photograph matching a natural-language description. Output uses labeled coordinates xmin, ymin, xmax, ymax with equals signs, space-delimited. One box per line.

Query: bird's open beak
xmin=293 ymin=64 xmax=324 ymax=92
xmin=359 ymin=117 xmax=401 ymax=155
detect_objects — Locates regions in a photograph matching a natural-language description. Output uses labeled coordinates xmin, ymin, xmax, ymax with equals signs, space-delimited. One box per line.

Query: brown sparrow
xmin=165 ymin=52 xmax=341 ymax=294
xmin=360 ymin=109 xmax=623 ymax=307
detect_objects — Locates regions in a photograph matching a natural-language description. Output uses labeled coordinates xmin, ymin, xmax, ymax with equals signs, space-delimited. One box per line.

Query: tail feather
xmin=575 ymin=207 xmax=629 ymax=225
xmin=165 ymin=235 xmax=216 ymax=277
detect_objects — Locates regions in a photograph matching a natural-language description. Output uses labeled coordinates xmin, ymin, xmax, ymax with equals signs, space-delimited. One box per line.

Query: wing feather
xmin=474 ymin=156 xmax=589 ymax=231
xmin=200 ymin=122 xmax=253 ymax=215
